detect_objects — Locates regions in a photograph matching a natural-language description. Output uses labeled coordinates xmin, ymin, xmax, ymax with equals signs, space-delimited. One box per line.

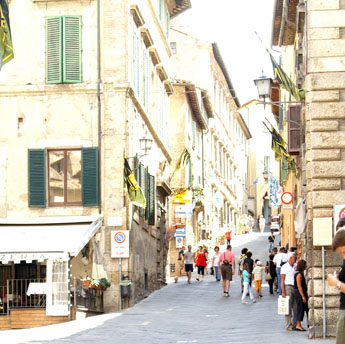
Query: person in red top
xmin=195 ymin=246 xmax=207 ymax=281
xmin=218 ymin=245 xmax=236 ymax=297
xmin=225 ymin=229 xmax=232 ymax=246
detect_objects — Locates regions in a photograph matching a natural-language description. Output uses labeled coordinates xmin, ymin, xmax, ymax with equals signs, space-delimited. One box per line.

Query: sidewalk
xmin=0 ymin=230 xmax=332 ymax=344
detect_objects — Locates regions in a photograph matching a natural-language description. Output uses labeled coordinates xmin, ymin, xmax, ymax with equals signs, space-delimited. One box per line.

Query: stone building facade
xmin=168 ymin=25 xmax=251 ymax=266
xmin=271 ymin=0 xmax=345 ymax=338
xmin=0 ymin=0 xmax=191 ymax=321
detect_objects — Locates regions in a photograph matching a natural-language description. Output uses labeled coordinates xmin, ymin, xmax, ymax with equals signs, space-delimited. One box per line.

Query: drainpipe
xmin=97 ymin=0 xmax=102 ymax=214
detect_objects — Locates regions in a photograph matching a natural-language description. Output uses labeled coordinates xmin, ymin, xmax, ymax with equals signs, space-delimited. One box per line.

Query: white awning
xmin=0 ymin=217 xmax=102 ymax=264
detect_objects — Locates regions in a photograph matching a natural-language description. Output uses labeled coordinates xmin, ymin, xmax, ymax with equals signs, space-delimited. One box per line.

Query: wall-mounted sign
xmin=333 ymin=204 xmax=345 ymax=233
xmin=172 ymin=189 xmax=191 ymax=203
xmin=111 ymin=230 xmax=129 ymax=258
xmin=313 ymin=218 xmax=332 ymax=247
xmin=107 ymin=217 xmax=123 ymax=227
xmin=175 ymin=227 xmax=186 ymax=237
xmin=281 ymin=192 xmax=293 ymax=205
xmin=176 ymin=237 xmax=183 ymax=248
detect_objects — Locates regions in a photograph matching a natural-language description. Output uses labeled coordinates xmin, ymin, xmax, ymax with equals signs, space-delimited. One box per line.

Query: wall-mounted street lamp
xmin=253 ymin=76 xmax=273 ymax=101
xmin=139 ymin=135 xmax=153 ymax=155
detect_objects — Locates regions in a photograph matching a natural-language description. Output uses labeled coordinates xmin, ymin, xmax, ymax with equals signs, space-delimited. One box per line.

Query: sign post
xmin=313 ymin=217 xmax=333 ymax=339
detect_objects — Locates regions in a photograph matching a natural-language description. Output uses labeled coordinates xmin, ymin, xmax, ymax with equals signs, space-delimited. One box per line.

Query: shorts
xmin=254 ymin=280 xmax=262 ymax=290
xmin=221 ymin=264 xmax=232 ymax=281
xmin=185 ymin=264 xmax=193 ymax=273
xmin=178 ymin=260 xmax=184 ymax=269
xmin=197 ymin=265 xmax=205 ymax=275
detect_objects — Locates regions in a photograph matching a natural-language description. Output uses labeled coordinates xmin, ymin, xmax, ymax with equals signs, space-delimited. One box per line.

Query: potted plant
xmin=82 ymin=277 xmax=92 ymax=288
xmin=90 ymin=278 xmax=111 ymax=290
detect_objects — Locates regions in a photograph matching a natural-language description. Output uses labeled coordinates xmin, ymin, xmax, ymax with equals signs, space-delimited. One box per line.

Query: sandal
xmin=242 ymin=300 xmax=247 ymax=304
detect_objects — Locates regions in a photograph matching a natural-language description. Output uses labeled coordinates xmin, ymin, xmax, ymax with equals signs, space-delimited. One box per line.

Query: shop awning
xmin=0 ymin=217 xmax=102 ymax=263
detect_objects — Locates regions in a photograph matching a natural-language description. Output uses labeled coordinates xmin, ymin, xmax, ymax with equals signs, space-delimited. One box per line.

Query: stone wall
xmin=305 ymin=0 xmax=345 ymax=337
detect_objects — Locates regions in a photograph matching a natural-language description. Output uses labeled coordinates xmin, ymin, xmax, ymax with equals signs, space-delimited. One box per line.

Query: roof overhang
xmin=0 ymin=217 xmax=103 ymax=263
xmin=201 ymin=90 xmax=214 ymax=118
xmin=271 ymin=0 xmax=299 ymax=47
xmin=170 ymin=0 xmax=192 ymax=18
xmin=212 ymin=43 xmax=240 ymax=108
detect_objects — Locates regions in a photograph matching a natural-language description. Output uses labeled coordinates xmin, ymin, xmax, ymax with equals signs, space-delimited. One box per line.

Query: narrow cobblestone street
xmin=0 ymin=231 xmax=332 ymax=344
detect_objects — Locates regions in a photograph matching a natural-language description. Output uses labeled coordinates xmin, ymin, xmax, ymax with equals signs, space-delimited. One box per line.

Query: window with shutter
xmin=145 ymin=167 xmax=150 ymax=220
xmin=166 ymin=10 xmax=170 ymax=38
xmin=46 ymin=15 xmax=82 ymax=84
xmin=139 ymin=163 xmax=146 ymax=217
xmin=28 ymin=149 xmax=47 ymax=208
xmin=143 ymin=48 xmax=148 ymax=109
xmin=288 ymin=105 xmax=301 ymax=155
xmin=82 ymin=147 xmax=99 ymax=206
xmin=46 ymin=17 xmax=63 ymax=84
xmin=63 ymin=16 xmax=82 ymax=83
xmin=132 ymin=24 xmax=140 ymax=95
xmin=148 ymin=174 xmax=155 ymax=225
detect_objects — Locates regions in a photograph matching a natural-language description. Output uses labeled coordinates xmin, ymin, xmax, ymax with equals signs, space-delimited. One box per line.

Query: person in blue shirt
xmin=241 ymin=263 xmax=256 ymax=304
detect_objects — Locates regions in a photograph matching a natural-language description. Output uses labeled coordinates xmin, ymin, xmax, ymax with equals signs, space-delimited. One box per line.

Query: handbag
xmin=278 ymin=296 xmax=290 ymax=315
xmin=222 ymin=253 xmax=229 ymax=265
xmin=265 ymin=272 xmax=272 ymax=281
xmin=210 ymin=266 xmax=214 ymax=275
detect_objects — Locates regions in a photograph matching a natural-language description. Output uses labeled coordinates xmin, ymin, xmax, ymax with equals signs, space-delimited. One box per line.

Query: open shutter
xmin=28 ymin=149 xmax=46 ymax=208
xmin=63 ymin=16 xmax=82 ymax=83
xmin=288 ymin=105 xmax=301 ymax=155
xmin=148 ymin=175 xmax=155 ymax=225
xmin=139 ymin=163 xmax=146 ymax=217
xmin=82 ymin=147 xmax=99 ymax=206
xmin=46 ymin=17 xmax=63 ymax=84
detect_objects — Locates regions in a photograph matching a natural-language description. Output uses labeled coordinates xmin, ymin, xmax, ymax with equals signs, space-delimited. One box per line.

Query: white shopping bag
xmin=278 ymin=295 xmax=290 ymax=315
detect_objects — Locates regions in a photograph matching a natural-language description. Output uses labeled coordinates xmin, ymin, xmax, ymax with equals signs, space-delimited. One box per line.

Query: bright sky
xmin=178 ymin=0 xmax=278 ymax=105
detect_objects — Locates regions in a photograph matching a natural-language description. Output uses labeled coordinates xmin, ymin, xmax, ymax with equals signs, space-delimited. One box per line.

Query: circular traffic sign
xmin=281 ymin=192 xmax=293 ymax=205
xmin=338 ymin=207 xmax=345 ymax=220
xmin=114 ymin=232 xmax=126 ymax=244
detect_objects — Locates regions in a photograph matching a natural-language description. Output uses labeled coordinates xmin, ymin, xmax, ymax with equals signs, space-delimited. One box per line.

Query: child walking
xmin=241 ymin=263 xmax=256 ymax=304
xmin=253 ymin=260 xmax=265 ymax=298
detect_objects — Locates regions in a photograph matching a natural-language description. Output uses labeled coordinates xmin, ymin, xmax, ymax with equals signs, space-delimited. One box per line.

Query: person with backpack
xmin=266 ymin=254 xmax=277 ymax=295
xmin=241 ymin=263 xmax=256 ymax=304
xmin=195 ymin=246 xmax=207 ymax=282
xmin=238 ymin=248 xmax=248 ymax=293
xmin=218 ymin=245 xmax=235 ymax=297
xmin=244 ymin=251 xmax=254 ymax=286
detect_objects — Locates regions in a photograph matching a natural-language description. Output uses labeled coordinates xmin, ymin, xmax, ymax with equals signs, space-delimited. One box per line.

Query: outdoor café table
xmin=26 ymin=282 xmax=48 ymax=306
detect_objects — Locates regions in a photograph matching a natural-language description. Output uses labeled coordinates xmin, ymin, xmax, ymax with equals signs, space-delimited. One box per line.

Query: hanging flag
xmin=250 ymin=177 xmax=259 ymax=187
xmin=175 ymin=148 xmax=191 ymax=172
xmin=0 ymin=0 xmax=14 ymax=69
xmin=124 ymin=158 xmax=146 ymax=208
xmin=269 ymin=173 xmax=282 ymax=208
xmin=254 ymin=31 xmax=304 ymax=101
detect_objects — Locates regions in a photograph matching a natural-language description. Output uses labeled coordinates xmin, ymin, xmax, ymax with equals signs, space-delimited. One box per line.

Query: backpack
xmin=239 ymin=254 xmax=246 ymax=272
xmin=222 ymin=252 xmax=229 ymax=265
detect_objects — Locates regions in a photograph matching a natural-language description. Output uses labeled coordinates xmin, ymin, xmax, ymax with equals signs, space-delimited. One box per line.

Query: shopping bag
xmin=278 ymin=295 xmax=290 ymax=315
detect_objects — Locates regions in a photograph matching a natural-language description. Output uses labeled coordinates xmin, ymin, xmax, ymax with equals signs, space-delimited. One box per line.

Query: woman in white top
xmin=212 ymin=246 xmax=221 ymax=281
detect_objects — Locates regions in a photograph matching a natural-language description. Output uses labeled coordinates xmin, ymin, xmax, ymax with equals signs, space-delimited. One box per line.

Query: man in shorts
xmin=218 ymin=245 xmax=235 ymax=297
xmin=184 ymin=245 xmax=195 ymax=284
xmin=178 ymin=246 xmax=185 ymax=275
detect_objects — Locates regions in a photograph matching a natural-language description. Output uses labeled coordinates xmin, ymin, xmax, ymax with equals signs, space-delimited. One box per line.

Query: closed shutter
xmin=188 ymin=160 xmax=192 ymax=187
xmin=139 ymin=163 xmax=145 ymax=216
xmin=148 ymin=174 xmax=155 ymax=225
xmin=166 ymin=10 xmax=170 ymax=38
xmin=132 ymin=26 xmax=138 ymax=92
xmin=46 ymin=17 xmax=63 ymax=84
xmin=288 ymin=105 xmax=301 ymax=155
xmin=82 ymin=147 xmax=99 ymax=206
xmin=192 ymin=121 xmax=196 ymax=146
xmin=28 ymin=149 xmax=46 ymax=208
xmin=136 ymin=33 xmax=140 ymax=95
xmin=63 ymin=16 xmax=82 ymax=83
xmin=143 ymin=48 xmax=148 ymax=109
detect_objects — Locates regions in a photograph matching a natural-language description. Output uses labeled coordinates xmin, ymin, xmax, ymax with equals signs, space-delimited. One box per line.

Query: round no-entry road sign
xmin=114 ymin=231 xmax=126 ymax=244
xmin=281 ymin=192 xmax=293 ymax=205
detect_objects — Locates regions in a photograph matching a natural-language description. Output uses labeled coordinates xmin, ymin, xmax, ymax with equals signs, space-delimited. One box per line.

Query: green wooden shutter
xmin=132 ymin=26 xmax=137 ymax=92
xmin=143 ymin=48 xmax=148 ymax=109
xmin=159 ymin=0 xmax=163 ymax=22
xmin=188 ymin=160 xmax=192 ymax=187
xmin=166 ymin=10 xmax=170 ymax=38
xmin=28 ymin=149 xmax=46 ymax=208
xmin=192 ymin=121 xmax=196 ymax=145
xmin=82 ymin=147 xmax=99 ymax=206
xmin=148 ymin=175 xmax=155 ymax=225
xmin=145 ymin=167 xmax=149 ymax=220
xmin=46 ymin=17 xmax=63 ymax=84
xmin=139 ymin=163 xmax=146 ymax=216
xmin=63 ymin=16 xmax=82 ymax=83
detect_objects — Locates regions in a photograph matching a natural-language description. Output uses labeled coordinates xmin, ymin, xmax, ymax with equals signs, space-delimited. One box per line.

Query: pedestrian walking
xmin=266 ymin=254 xmax=277 ymax=295
xmin=259 ymin=215 xmax=265 ymax=233
xmin=268 ymin=231 xmax=275 ymax=253
xmin=195 ymin=246 xmax=207 ymax=282
xmin=177 ymin=246 xmax=185 ymax=276
xmin=203 ymin=245 xmax=209 ymax=274
xmin=218 ymin=245 xmax=235 ymax=297
xmin=294 ymin=259 xmax=308 ymax=331
xmin=281 ymin=252 xmax=297 ymax=331
xmin=212 ymin=246 xmax=221 ymax=281
xmin=273 ymin=247 xmax=288 ymax=295
xmin=327 ymin=229 xmax=345 ymax=344
xmin=238 ymin=248 xmax=248 ymax=293
xmin=225 ymin=229 xmax=232 ymax=246
xmin=241 ymin=263 xmax=256 ymax=304
xmin=183 ymin=245 xmax=195 ymax=284
xmin=253 ymin=261 xmax=265 ymax=298
xmin=244 ymin=251 xmax=254 ymax=286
